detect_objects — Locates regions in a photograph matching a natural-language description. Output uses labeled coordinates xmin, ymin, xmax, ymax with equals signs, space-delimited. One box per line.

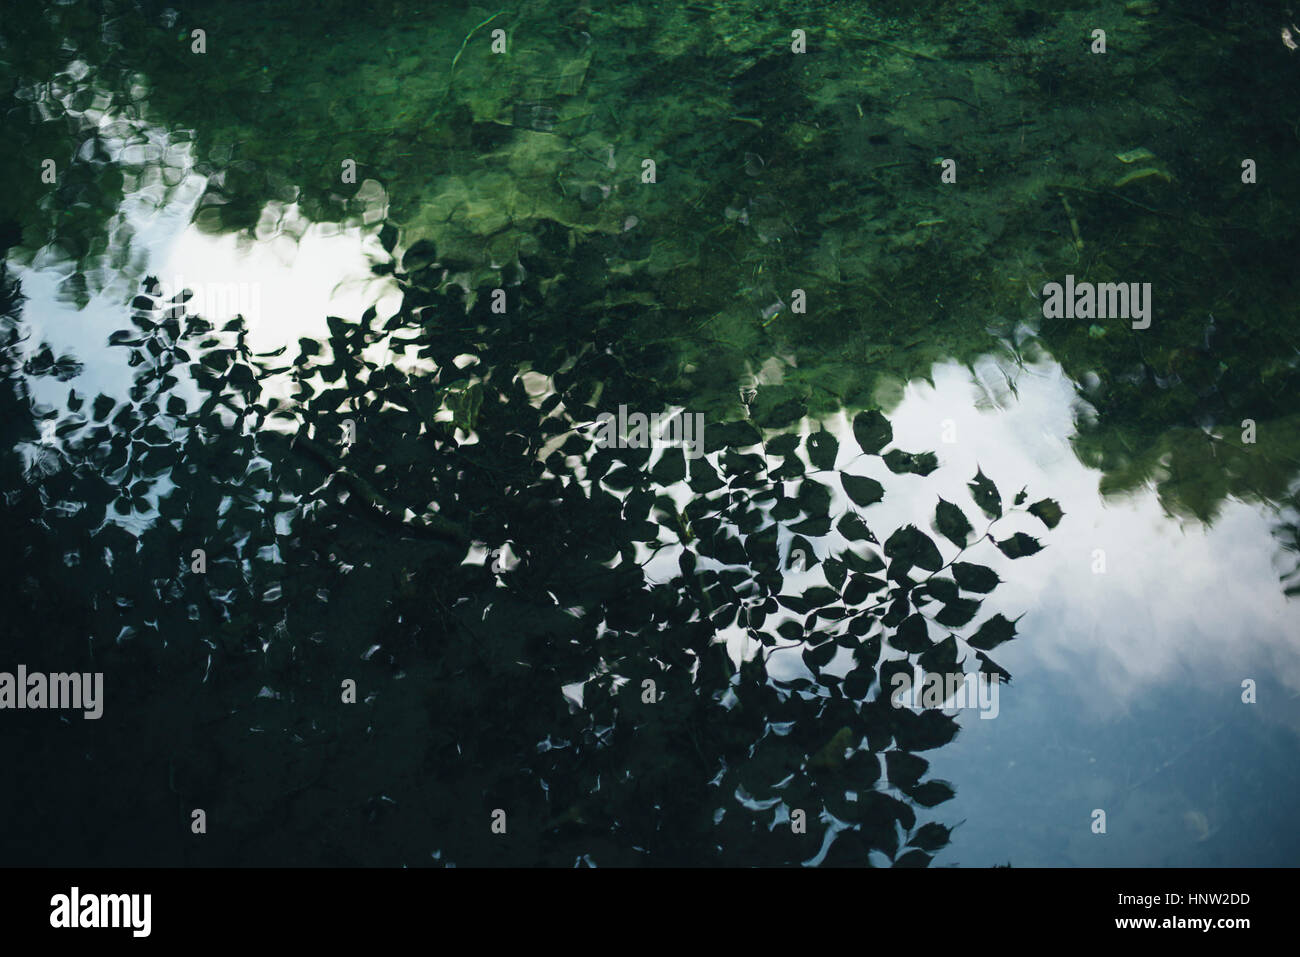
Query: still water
xmin=3 ymin=0 xmax=1299 ymax=866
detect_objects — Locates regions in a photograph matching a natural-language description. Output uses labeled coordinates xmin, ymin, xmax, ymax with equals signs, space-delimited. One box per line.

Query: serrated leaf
xmin=843 ymin=573 xmax=886 ymax=605
xmin=910 ymin=780 xmax=956 ymax=808
xmin=767 ymin=433 xmax=799 ymax=457
xmin=803 ymin=586 xmax=840 ymax=606
xmin=908 ymin=822 xmax=951 ymax=852
xmin=842 ymin=473 xmax=885 ymax=507
xmin=837 ymin=513 xmax=878 ymax=543
xmin=1028 ymin=498 xmax=1063 ymax=529
xmin=884 ymin=525 xmax=943 ymax=572
xmin=852 ymin=410 xmax=892 ymax=455
xmin=806 ymin=428 xmax=838 ymax=470
xmin=890 ymin=613 xmax=931 ymax=653
xmin=795 ymin=477 xmax=832 ymax=516
xmin=968 ymin=468 xmax=1002 ymax=519
xmin=967 ymin=614 xmax=1019 ymax=650
xmin=995 ymin=532 xmax=1042 ymax=559
xmin=935 ymin=597 xmax=980 ymax=628
xmin=952 ymin=562 xmax=1000 ymax=593
xmin=934 ymin=498 xmax=972 ymax=548
xmin=917 ymin=635 xmax=961 ymax=672
xmin=919 ymin=576 xmax=959 ymax=604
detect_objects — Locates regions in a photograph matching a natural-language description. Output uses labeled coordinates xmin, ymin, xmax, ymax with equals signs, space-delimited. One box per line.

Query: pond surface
xmin=2 ymin=0 xmax=1298 ymax=866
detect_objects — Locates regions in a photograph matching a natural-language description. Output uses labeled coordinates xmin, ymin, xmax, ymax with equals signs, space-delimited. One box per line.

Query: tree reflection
xmin=0 ymin=243 xmax=1061 ymax=864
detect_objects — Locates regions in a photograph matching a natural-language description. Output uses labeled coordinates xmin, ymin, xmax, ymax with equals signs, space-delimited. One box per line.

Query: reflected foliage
xmin=1 ymin=239 xmax=1059 ymax=865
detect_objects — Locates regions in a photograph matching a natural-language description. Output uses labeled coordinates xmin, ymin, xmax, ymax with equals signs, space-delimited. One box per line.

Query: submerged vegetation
xmin=5 ymin=0 xmax=1300 ymax=517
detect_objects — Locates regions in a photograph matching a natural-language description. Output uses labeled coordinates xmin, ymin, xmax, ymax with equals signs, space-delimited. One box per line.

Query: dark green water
xmin=2 ymin=0 xmax=1299 ymax=866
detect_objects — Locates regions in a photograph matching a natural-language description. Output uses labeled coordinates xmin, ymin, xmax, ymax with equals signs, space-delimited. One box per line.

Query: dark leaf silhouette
xmin=802 ymin=639 xmax=837 ymax=671
xmin=952 ymin=561 xmax=1000 ymax=593
xmin=908 ymin=822 xmax=952 ymax=852
xmin=910 ymin=780 xmax=957 ymax=808
xmin=837 ymin=513 xmax=878 ymax=543
xmin=822 ymin=555 xmax=847 ymax=589
xmin=968 ymin=468 xmax=1002 ymax=519
xmin=852 ymin=409 xmax=892 ymax=455
xmin=893 ymin=709 xmax=961 ymax=751
xmin=883 ymin=449 xmax=939 ymax=476
xmin=1028 ymin=498 xmax=1064 ymax=529
xmin=968 ymin=613 xmax=1020 ymax=651
xmin=995 ymin=532 xmax=1043 ymax=559
xmin=788 ymin=534 xmax=818 ymax=569
xmin=688 ymin=455 xmax=724 ymax=493
xmin=842 ymin=473 xmax=885 ymax=507
xmin=0 ymin=248 xmax=1062 ymax=868
xmin=884 ymin=525 xmax=943 ymax=572
xmin=893 ymin=849 xmax=933 ymax=867
xmin=935 ymin=597 xmax=981 ymax=628
xmin=918 ymin=634 xmax=962 ymax=672
xmin=918 ymin=576 xmax=959 ymax=604
xmin=806 ymin=427 xmax=838 ymax=470
xmin=886 ymin=750 xmax=929 ymax=789
xmin=843 ymin=572 xmax=886 ymax=605
xmin=708 ymin=420 xmax=762 ymax=451
xmin=650 ymin=448 xmax=686 ymax=484
xmin=934 ymin=498 xmax=973 ymax=548
xmin=891 ymin=613 xmax=932 ymax=653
